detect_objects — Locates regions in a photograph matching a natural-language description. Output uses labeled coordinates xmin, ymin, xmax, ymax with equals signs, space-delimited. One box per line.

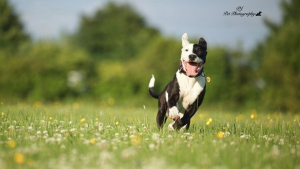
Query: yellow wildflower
xmin=130 ymin=134 xmax=141 ymax=146
xmin=80 ymin=118 xmax=86 ymax=123
xmin=206 ymin=118 xmax=213 ymax=125
xmin=14 ymin=152 xmax=25 ymax=164
xmin=198 ymin=113 xmax=204 ymax=119
xmin=49 ymin=117 xmax=52 ymax=120
xmin=115 ymin=121 xmax=119 ymax=125
xmin=217 ymin=131 xmax=224 ymax=138
xmin=8 ymin=139 xmax=16 ymax=148
xmin=90 ymin=138 xmax=96 ymax=144
xmin=251 ymin=109 xmax=257 ymax=119
xmin=1 ymin=112 xmax=4 ymax=117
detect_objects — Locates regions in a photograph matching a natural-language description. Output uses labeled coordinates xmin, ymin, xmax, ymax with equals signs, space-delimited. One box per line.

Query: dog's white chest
xmin=176 ymin=71 xmax=205 ymax=110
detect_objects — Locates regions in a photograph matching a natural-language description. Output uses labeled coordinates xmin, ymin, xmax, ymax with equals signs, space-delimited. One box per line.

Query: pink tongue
xmin=186 ymin=62 xmax=198 ymax=76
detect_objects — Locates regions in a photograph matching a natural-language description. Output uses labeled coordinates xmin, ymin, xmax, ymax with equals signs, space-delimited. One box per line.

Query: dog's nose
xmin=189 ymin=54 xmax=196 ymax=60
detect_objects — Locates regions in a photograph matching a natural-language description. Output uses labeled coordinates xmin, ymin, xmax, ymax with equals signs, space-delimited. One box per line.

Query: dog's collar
xmin=179 ymin=61 xmax=204 ymax=77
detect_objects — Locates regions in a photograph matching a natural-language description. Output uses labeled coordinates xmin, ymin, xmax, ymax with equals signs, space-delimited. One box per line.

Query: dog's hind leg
xmin=156 ymin=107 xmax=167 ymax=129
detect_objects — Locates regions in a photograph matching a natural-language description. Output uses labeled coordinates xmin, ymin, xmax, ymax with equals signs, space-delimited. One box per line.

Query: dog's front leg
xmin=172 ymin=104 xmax=197 ymax=130
xmin=165 ymin=91 xmax=180 ymax=120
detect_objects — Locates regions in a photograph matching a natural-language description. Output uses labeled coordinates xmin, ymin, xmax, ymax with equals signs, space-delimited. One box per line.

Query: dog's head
xmin=181 ymin=33 xmax=207 ymax=77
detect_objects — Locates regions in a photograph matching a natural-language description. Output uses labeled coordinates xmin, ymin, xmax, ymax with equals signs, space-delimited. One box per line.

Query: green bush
xmin=0 ymin=42 xmax=92 ymax=101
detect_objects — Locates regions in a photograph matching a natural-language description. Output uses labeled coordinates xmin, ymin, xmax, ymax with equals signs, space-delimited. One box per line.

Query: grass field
xmin=0 ymin=102 xmax=299 ymax=169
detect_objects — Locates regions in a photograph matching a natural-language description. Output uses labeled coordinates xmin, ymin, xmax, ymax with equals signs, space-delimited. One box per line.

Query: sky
xmin=9 ymin=0 xmax=282 ymax=50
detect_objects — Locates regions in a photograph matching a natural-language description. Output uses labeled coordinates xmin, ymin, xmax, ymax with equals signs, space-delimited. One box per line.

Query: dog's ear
xmin=198 ymin=37 xmax=207 ymax=50
xmin=199 ymin=37 xmax=207 ymax=60
xmin=182 ymin=33 xmax=190 ymax=47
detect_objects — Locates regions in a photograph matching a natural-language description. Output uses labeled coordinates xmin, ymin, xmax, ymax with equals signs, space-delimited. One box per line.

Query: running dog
xmin=149 ymin=33 xmax=207 ymax=130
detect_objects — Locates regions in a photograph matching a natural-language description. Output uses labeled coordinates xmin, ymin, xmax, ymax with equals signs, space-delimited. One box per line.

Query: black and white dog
xmin=148 ymin=33 xmax=207 ymax=130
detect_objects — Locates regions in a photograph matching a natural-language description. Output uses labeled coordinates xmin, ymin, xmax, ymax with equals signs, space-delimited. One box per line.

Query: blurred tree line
xmin=0 ymin=0 xmax=299 ymax=112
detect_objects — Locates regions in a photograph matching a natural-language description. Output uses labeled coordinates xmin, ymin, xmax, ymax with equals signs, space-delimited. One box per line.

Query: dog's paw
xmin=169 ymin=106 xmax=180 ymax=120
xmin=179 ymin=125 xmax=187 ymax=132
xmin=168 ymin=123 xmax=175 ymax=131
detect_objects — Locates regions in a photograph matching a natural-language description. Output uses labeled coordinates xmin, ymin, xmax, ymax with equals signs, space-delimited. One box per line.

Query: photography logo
xmin=224 ymin=6 xmax=262 ymax=17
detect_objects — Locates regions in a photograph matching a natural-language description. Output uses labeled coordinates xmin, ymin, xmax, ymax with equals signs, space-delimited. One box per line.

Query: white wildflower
xmin=121 ymin=147 xmax=136 ymax=159
xmin=224 ymin=131 xmax=230 ymax=137
xmin=240 ymin=134 xmax=251 ymax=139
xmin=149 ymin=143 xmax=156 ymax=150
xmin=279 ymin=138 xmax=284 ymax=145
xmin=152 ymin=133 xmax=160 ymax=142
xmin=271 ymin=145 xmax=280 ymax=157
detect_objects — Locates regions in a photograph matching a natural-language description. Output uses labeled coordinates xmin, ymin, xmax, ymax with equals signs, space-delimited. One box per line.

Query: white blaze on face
xmin=181 ymin=33 xmax=203 ymax=76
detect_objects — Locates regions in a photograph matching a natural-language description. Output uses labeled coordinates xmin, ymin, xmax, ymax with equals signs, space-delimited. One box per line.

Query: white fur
xmin=165 ymin=91 xmax=169 ymax=117
xmin=169 ymin=106 xmax=180 ymax=119
xmin=168 ymin=123 xmax=175 ymax=131
xmin=176 ymin=70 xmax=206 ymax=110
xmin=181 ymin=33 xmax=203 ymax=64
xmin=165 ymin=91 xmax=169 ymax=102
xmin=181 ymin=44 xmax=203 ymax=64
xmin=168 ymin=113 xmax=187 ymax=131
xmin=149 ymin=74 xmax=155 ymax=88
xmin=182 ymin=33 xmax=189 ymax=47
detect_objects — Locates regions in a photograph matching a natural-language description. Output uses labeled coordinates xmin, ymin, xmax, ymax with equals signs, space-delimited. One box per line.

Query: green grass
xmin=0 ymin=102 xmax=299 ymax=169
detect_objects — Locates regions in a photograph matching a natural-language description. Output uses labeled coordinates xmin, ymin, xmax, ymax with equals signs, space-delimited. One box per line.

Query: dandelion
xmin=80 ymin=118 xmax=86 ymax=123
xmin=8 ymin=139 xmax=16 ymax=148
xmin=14 ymin=152 xmax=25 ymax=164
xmin=49 ymin=117 xmax=52 ymax=120
xmin=251 ymin=109 xmax=257 ymax=119
xmin=90 ymin=138 xmax=96 ymax=144
xmin=115 ymin=121 xmax=119 ymax=126
xmin=206 ymin=118 xmax=213 ymax=125
xmin=217 ymin=131 xmax=224 ymax=138
xmin=1 ymin=112 xmax=4 ymax=117
xmin=130 ymin=134 xmax=142 ymax=146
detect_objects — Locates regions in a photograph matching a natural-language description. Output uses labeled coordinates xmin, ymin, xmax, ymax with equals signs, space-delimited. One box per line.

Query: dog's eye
xmin=185 ymin=49 xmax=188 ymax=52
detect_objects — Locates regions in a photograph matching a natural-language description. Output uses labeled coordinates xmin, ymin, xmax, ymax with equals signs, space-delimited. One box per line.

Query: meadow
xmin=0 ymin=101 xmax=299 ymax=169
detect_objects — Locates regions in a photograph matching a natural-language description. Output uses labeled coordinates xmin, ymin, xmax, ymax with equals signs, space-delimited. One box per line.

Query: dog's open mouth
xmin=183 ymin=61 xmax=203 ymax=76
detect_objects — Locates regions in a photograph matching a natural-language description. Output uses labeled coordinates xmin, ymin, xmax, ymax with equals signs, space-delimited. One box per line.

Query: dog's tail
xmin=149 ymin=75 xmax=159 ymax=99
